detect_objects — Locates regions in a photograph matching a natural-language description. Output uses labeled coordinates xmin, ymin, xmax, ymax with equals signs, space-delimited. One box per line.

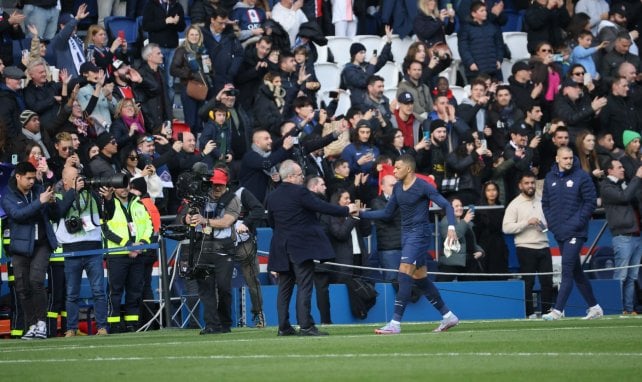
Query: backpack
xmin=346 ymin=277 xmax=378 ymax=319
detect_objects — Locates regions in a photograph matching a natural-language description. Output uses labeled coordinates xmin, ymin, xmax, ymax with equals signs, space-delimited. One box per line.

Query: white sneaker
xmin=527 ymin=313 xmax=539 ymax=319
xmin=582 ymin=304 xmax=604 ymax=320
xmin=433 ymin=314 xmax=459 ymax=332
xmin=21 ymin=325 xmax=37 ymax=340
xmin=374 ymin=322 xmax=401 ymax=335
xmin=34 ymin=321 xmax=47 ymax=339
xmin=542 ymin=309 xmax=563 ymax=321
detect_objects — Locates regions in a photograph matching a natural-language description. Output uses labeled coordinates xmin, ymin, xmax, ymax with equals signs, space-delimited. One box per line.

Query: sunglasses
xmin=540 ymin=49 xmax=552 ymax=53
xmin=61 ymin=146 xmax=73 ymax=151
xmin=573 ymin=71 xmax=585 ymax=76
xmin=128 ymin=155 xmax=139 ymax=160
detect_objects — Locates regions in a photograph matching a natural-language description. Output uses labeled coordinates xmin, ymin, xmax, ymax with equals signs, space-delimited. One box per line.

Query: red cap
xmin=210 ymin=169 xmax=229 ymax=185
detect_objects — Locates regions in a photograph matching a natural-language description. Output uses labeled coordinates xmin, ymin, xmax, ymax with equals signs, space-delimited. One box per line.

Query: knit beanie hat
xmin=129 ymin=176 xmax=147 ymax=195
xmin=622 ymin=130 xmax=641 ymax=148
xmin=20 ymin=110 xmax=38 ymax=127
xmin=350 ymin=42 xmax=366 ymax=58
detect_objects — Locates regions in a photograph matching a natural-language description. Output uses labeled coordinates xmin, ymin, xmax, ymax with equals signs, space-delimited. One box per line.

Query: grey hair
xmin=278 ymin=159 xmax=299 ymax=180
xmin=141 ymin=43 xmax=160 ymax=61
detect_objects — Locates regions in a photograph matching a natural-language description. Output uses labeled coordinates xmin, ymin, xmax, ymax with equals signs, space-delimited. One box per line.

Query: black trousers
xmin=277 ymin=258 xmax=315 ymax=331
xmin=46 ymin=261 xmax=66 ymax=336
xmin=517 ymin=247 xmax=554 ymax=316
xmin=12 ymin=243 xmax=51 ymax=327
xmin=196 ymin=252 xmax=234 ymax=330
xmin=313 ymin=271 xmax=331 ymax=324
xmin=106 ymin=255 xmax=145 ymax=327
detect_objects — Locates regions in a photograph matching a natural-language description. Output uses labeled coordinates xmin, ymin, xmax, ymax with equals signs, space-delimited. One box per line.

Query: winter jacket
xmin=371 ymin=194 xmax=402 ymax=251
xmin=552 ymin=93 xmax=596 ymax=134
xmin=46 ymin=17 xmax=82 ymax=76
xmin=524 ymin=3 xmax=570 ymax=54
xmin=239 ymin=146 xmax=291 ymax=204
xmin=600 ymin=94 xmax=639 ymax=149
xmin=413 ymin=12 xmax=454 ymax=47
xmin=142 ymin=0 xmax=186 ymax=49
xmin=0 ymin=10 xmax=25 ymax=66
xmin=380 ymin=0 xmax=418 ymax=38
xmin=135 ymin=62 xmax=173 ymax=133
xmin=542 ymin=158 xmax=597 ymax=242
xmin=252 ymin=83 xmax=284 ymax=135
xmin=600 ymin=176 xmax=642 ymax=236
xmin=340 ymin=42 xmax=393 ymax=105
xmin=0 ymin=83 xmax=23 ymax=136
xmin=200 ymin=24 xmax=244 ymax=94
xmin=508 ymin=75 xmax=538 ymax=114
xmin=1 ymin=179 xmax=58 ymax=256
xmin=458 ymin=19 xmax=504 ymax=78
xmin=235 ymin=44 xmax=279 ymax=109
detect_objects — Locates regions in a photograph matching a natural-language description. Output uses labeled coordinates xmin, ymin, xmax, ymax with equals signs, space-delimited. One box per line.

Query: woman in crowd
xmin=170 ymin=25 xmax=212 ymax=135
xmin=413 ymin=0 xmax=455 ymax=47
xmin=530 ymin=41 xmax=564 ymax=122
xmin=321 ymin=188 xmax=371 ymax=284
xmin=253 ymin=72 xmax=286 ymax=136
xmin=25 ymin=142 xmax=56 ymax=186
xmin=84 ymin=24 xmax=128 ymax=76
xmin=111 ymin=98 xmax=146 ymax=148
xmin=402 ymin=41 xmax=451 ymax=89
xmin=120 ymin=146 xmax=162 ymax=200
xmin=445 ymin=132 xmax=492 ymax=205
xmin=575 ymin=130 xmax=604 ymax=194
xmin=474 ymin=181 xmax=509 ymax=279
xmin=380 ymin=129 xmax=429 ymax=163
xmin=438 ymin=197 xmax=485 ymax=281
xmin=340 ymin=120 xmax=380 ymax=182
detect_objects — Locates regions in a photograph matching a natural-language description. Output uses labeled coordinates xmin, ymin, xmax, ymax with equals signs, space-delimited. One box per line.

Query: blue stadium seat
xmin=589 ymin=246 xmax=615 ymax=279
xmin=501 ymin=10 xmax=525 ymax=33
xmin=104 ymin=16 xmax=141 ymax=60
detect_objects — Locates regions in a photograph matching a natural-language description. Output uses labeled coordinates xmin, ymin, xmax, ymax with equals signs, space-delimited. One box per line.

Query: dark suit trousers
xmin=277 ymin=258 xmax=315 ymax=331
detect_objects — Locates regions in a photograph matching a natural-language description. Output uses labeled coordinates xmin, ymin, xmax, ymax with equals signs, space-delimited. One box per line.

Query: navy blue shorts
xmin=400 ymin=232 xmax=430 ymax=267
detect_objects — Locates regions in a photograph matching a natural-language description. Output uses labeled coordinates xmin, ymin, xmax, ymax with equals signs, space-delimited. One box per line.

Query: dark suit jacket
xmin=267 ymin=182 xmax=350 ymax=272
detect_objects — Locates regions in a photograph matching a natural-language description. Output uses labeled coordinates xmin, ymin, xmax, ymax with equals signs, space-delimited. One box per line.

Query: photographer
xmin=103 ymin=180 xmax=153 ymax=333
xmin=177 ymin=168 xmax=241 ymax=335
xmin=54 ymin=167 xmax=110 ymax=337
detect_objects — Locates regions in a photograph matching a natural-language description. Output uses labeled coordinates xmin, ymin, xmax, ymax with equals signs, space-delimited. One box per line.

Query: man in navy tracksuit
xmin=541 ymin=146 xmax=603 ymax=320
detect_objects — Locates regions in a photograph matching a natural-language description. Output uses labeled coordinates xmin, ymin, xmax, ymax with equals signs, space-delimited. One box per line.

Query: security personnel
xmin=179 ymin=168 xmax=240 ymax=335
xmin=2 ymin=217 xmax=26 ymax=338
xmin=104 ymin=182 xmax=153 ymax=332
xmin=46 ymin=247 xmax=66 ymax=337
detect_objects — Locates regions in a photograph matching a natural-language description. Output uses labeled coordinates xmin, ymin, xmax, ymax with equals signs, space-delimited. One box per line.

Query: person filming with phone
xmin=1 ymin=161 xmax=59 ymax=339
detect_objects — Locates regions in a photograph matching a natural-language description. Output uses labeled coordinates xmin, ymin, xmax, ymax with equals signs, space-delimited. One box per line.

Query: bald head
xmin=62 ymin=166 xmax=79 ymax=191
xmin=381 ymin=174 xmax=397 ymax=197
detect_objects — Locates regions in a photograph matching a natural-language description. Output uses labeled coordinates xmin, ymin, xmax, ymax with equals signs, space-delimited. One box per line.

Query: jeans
xmin=612 ymin=235 xmax=642 ymax=312
xmin=64 ymin=255 xmax=108 ymax=330
xmin=181 ymin=91 xmax=204 ymax=134
xmin=554 ymin=237 xmax=597 ymax=311
xmin=378 ymin=249 xmax=402 ymax=282
xmin=23 ymin=5 xmax=60 ymax=40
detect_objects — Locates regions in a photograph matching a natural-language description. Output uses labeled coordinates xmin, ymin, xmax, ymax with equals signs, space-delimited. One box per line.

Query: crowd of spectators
xmin=0 ymin=0 xmax=641 ymax=290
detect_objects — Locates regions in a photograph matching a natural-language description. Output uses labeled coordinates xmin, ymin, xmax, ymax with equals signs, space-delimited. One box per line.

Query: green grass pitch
xmin=2 ymin=317 xmax=641 ymax=381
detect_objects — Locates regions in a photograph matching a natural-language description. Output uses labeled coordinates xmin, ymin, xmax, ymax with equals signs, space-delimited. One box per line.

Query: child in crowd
xmin=570 ymin=31 xmax=609 ymax=80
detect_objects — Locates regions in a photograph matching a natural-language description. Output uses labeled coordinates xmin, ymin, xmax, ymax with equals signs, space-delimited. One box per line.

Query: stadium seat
xmin=390 ymin=35 xmax=414 ymax=63
xmin=438 ymin=66 xmax=457 ymax=88
xmin=383 ymin=88 xmax=397 ymax=103
xmin=503 ymin=32 xmax=530 ymax=61
xmin=375 ymin=61 xmax=400 ymax=87
xmin=501 ymin=32 xmax=530 ymax=82
xmin=445 ymin=33 xmax=467 ymax=86
xmin=326 ymin=36 xmax=353 ymax=65
xmin=356 ymin=35 xmax=384 ymax=55
xmin=319 ymin=90 xmax=352 ymax=117
xmin=313 ymin=42 xmax=329 ymax=63
xmin=501 ymin=10 xmax=525 ymax=33
xmin=314 ymin=62 xmax=342 ymax=95
xmin=588 ymin=247 xmax=615 ymax=280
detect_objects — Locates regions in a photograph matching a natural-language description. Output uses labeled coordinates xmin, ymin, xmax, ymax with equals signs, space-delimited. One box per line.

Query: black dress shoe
xmin=199 ymin=327 xmax=222 ymax=335
xmin=299 ymin=326 xmax=329 ymax=336
xmin=277 ymin=327 xmax=298 ymax=336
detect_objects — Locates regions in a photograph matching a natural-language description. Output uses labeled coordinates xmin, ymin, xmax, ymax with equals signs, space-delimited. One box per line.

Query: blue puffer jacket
xmin=458 ymin=20 xmax=504 ymax=78
xmin=542 ymin=158 xmax=596 ymax=242
xmin=0 ymin=179 xmax=58 ymax=256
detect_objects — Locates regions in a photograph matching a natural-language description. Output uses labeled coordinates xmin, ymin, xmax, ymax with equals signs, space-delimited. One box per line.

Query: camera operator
xmin=54 ymin=167 xmax=110 ymax=337
xmin=103 ymin=181 xmax=153 ymax=333
xmin=177 ymin=168 xmax=241 ymax=335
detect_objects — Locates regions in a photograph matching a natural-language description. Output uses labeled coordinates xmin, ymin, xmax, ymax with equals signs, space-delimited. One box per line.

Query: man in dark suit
xmin=267 ymin=160 xmax=357 ymax=336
